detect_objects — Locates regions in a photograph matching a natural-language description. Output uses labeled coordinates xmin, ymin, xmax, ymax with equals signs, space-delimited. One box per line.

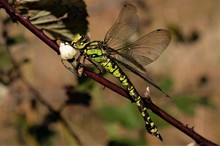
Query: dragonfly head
xmin=71 ymin=34 xmax=90 ymax=50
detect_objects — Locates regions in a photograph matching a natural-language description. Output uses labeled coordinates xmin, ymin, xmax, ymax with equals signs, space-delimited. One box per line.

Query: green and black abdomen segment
xmin=100 ymin=58 xmax=162 ymax=141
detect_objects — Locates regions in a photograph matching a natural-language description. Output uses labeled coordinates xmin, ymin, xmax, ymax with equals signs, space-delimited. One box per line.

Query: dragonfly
xmin=59 ymin=3 xmax=171 ymax=141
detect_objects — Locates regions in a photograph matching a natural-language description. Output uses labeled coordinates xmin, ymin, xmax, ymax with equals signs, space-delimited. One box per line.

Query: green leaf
xmin=6 ymin=34 xmax=26 ymax=46
xmin=172 ymin=94 xmax=215 ymax=115
xmin=15 ymin=0 xmax=89 ymax=40
xmin=98 ymin=104 xmax=143 ymax=130
xmin=0 ymin=47 xmax=12 ymax=71
xmin=172 ymin=94 xmax=197 ymax=115
xmin=159 ymin=76 xmax=173 ymax=92
xmin=197 ymin=96 xmax=216 ymax=108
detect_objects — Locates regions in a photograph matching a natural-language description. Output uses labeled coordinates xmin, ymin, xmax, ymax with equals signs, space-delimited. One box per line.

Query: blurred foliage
xmin=0 ymin=15 xmax=28 ymax=85
xmin=171 ymin=73 xmax=215 ymax=115
xmin=5 ymin=34 xmax=26 ymax=46
xmin=44 ymin=112 xmax=61 ymax=124
xmin=159 ymin=76 xmax=173 ymax=93
xmin=64 ymin=85 xmax=92 ymax=106
xmin=30 ymin=98 xmax=38 ymax=110
xmin=198 ymin=75 xmax=209 ymax=87
xmin=168 ymin=24 xmax=199 ymax=44
xmin=0 ymin=46 xmax=12 ymax=71
xmin=0 ymin=16 xmax=26 ymax=72
xmin=16 ymin=114 xmax=56 ymax=146
xmin=172 ymin=94 xmax=215 ymax=115
xmin=98 ymin=104 xmax=144 ymax=130
xmin=28 ymin=124 xmax=56 ymax=146
xmin=2 ymin=16 xmax=26 ymax=45
xmin=77 ymin=74 xmax=96 ymax=90
xmin=107 ymin=137 xmax=146 ymax=146
xmin=13 ymin=0 xmax=88 ymax=40
xmin=0 ymin=50 xmax=29 ymax=85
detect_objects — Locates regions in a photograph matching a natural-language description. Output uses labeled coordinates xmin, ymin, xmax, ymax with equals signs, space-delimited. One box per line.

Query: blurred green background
xmin=0 ymin=0 xmax=219 ymax=145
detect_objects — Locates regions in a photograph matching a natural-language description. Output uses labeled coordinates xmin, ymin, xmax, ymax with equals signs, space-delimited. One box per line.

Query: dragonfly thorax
xmin=84 ymin=41 xmax=107 ymax=63
xmin=71 ymin=34 xmax=90 ymax=49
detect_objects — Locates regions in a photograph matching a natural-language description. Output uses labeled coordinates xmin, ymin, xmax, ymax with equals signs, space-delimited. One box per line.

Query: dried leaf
xmin=15 ymin=0 xmax=88 ymax=40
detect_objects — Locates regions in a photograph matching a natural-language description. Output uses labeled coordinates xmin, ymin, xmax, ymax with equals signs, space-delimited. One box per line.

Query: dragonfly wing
xmin=110 ymin=49 xmax=146 ymax=71
xmin=104 ymin=3 xmax=138 ymax=49
xmin=109 ymin=56 xmax=170 ymax=97
xmin=116 ymin=29 xmax=171 ymax=67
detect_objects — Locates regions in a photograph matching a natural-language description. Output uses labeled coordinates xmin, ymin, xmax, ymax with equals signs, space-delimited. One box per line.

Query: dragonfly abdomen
xmin=101 ymin=58 xmax=162 ymax=140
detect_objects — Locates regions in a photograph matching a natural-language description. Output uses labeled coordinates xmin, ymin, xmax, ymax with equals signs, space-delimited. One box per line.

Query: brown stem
xmin=0 ymin=0 xmax=218 ymax=145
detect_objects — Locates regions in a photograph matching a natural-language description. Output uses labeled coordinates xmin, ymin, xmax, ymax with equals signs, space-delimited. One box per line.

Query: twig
xmin=0 ymin=0 xmax=218 ymax=145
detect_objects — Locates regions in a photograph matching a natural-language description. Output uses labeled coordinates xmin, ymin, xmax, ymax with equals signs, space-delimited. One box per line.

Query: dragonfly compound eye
xmin=75 ymin=35 xmax=90 ymax=49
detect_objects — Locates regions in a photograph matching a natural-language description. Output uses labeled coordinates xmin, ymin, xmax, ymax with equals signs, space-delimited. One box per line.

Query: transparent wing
xmin=110 ymin=56 xmax=170 ymax=97
xmin=104 ymin=3 xmax=138 ymax=49
xmin=111 ymin=29 xmax=171 ymax=71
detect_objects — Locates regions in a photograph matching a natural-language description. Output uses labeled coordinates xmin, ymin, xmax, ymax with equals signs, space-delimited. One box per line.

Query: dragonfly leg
xmin=75 ymin=53 xmax=83 ymax=68
xmin=61 ymin=53 xmax=85 ymax=76
xmin=75 ymin=54 xmax=85 ymax=77
xmin=61 ymin=59 xmax=77 ymax=75
xmin=87 ymin=58 xmax=104 ymax=75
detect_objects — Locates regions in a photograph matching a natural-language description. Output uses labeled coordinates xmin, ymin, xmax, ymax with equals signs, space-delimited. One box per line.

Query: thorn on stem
xmin=144 ymin=87 xmax=150 ymax=98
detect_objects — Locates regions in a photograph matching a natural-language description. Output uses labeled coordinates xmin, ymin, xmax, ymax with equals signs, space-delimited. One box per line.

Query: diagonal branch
xmin=0 ymin=0 xmax=217 ymax=145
